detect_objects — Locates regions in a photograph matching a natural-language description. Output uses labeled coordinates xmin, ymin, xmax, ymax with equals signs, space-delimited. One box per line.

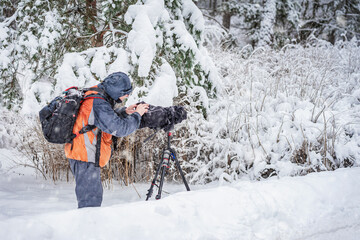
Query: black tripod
xmin=146 ymin=131 xmax=190 ymax=200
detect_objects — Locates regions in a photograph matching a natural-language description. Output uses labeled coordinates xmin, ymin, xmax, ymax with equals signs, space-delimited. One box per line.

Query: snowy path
xmin=0 ymin=156 xmax=360 ymax=239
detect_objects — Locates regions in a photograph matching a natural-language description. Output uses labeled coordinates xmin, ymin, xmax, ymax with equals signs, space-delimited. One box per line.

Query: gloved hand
xmin=135 ymin=103 xmax=149 ymax=116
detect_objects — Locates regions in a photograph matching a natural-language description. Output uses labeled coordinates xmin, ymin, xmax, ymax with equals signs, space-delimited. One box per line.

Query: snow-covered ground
xmin=1 ymin=149 xmax=360 ymax=240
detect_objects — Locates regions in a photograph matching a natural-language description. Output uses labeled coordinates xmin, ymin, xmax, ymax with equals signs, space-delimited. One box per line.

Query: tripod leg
xmin=172 ymin=150 xmax=190 ymax=191
xmin=146 ymin=159 xmax=164 ymax=201
xmin=156 ymin=149 xmax=171 ymax=200
xmin=155 ymin=165 xmax=167 ymax=200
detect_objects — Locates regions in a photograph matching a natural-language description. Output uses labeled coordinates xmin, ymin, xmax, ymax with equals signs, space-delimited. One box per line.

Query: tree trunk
xmin=211 ymin=0 xmax=218 ymax=16
xmin=222 ymin=0 xmax=232 ymax=30
xmin=85 ymin=0 xmax=104 ymax=47
xmin=222 ymin=11 xmax=232 ymax=30
xmin=312 ymin=0 xmax=320 ymax=19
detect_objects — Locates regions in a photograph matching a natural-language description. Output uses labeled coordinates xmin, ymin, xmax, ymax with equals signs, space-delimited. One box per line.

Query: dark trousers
xmin=68 ymin=159 xmax=103 ymax=208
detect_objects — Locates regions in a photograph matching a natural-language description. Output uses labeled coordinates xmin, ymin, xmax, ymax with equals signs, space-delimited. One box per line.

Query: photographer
xmin=65 ymin=72 xmax=148 ymax=208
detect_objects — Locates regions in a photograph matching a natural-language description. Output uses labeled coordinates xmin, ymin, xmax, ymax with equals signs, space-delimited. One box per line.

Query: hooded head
xmin=98 ymin=72 xmax=132 ymax=102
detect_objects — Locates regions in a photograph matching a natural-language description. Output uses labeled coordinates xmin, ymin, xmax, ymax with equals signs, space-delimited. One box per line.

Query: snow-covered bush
xmin=0 ymin=108 xmax=19 ymax=149
xmin=183 ymin=39 xmax=360 ymax=183
xmin=0 ymin=107 xmax=69 ymax=181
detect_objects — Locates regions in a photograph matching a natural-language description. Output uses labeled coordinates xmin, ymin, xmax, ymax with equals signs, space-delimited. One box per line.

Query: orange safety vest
xmin=64 ymin=88 xmax=113 ymax=167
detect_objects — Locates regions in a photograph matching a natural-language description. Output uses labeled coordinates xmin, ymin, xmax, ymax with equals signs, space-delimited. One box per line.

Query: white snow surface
xmin=0 ymin=149 xmax=359 ymax=240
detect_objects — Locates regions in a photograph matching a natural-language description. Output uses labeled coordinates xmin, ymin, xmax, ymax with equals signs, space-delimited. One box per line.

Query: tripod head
xmin=143 ymin=129 xmax=174 ymax=145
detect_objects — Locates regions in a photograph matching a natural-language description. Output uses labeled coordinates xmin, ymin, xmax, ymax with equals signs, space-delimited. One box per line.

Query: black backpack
xmin=39 ymin=87 xmax=108 ymax=144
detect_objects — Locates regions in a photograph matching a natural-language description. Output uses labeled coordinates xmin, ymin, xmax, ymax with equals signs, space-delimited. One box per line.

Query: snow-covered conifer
xmin=124 ymin=0 xmax=217 ymax=109
xmin=257 ymin=0 xmax=277 ymax=47
xmin=0 ymin=0 xmax=70 ymax=110
xmin=1 ymin=0 xmax=217 ymax=113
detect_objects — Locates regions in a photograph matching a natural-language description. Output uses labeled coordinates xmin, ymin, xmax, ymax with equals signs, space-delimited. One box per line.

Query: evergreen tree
xmin=0 ymin=0 xmax=65 ymax=109
xmin=299 ymin=0 xmax=360 ymax=43
xmin=243 ymin=0 xmax=300 ymax=48
xmin=273 ymin=0 xmax=301 ymax=46
xmin=0 ymin=0 xmax=216 ymax=112
xmin=162 ymin=0 xmax=215 ymax=98
xmin=257 ymin=0 xmax=277 ymax=47
xmin=238 ymin=0 xmax=262 ymax=47
xmin=0 ymin=0 xmax=16 ymax=21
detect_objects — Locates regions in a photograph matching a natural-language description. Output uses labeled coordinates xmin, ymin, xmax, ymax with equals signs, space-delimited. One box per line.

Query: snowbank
xmin=1 ymin=161 xmax=359 ymax=240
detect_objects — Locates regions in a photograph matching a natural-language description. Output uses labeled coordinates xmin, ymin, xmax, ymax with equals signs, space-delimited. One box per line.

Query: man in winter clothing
xmin=65 ymin=72 xmax=148 ymax=208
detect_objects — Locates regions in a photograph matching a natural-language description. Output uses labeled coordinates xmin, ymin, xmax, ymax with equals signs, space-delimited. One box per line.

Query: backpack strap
xmin=77 ymin=125 xmax=97 ymax=136
xmin=70 ymin=125 xmax=97 ymax=150
xmin=77 ymin=123 xmax=102 ymax=168
xmin=70 ymin=125 xmax=102 ymax=167
xmin=95 ymin=129 xmax=102 ymax=167
xmin=83 ymin=87 xmax=114 ymax=106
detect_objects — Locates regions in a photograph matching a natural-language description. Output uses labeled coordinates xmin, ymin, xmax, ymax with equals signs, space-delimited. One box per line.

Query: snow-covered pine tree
xmin=237 ymin=0 xmax=262 ymax=47
xmin=0 ymin=0 xmax=16 ymax=22
xmin=342 ymin=0 xmax=360 ymax=41
xmin=299 ymin=0 xmax=360 ymax=43
xmin=272 ymin=0 xmax=300 ymax=47
xmin=1 ymin=0 xmax=217 ymax=114
xmin=257 ymin=0 xmax=277 ymax=47
xmin=325 ymin=0 xmax=360 ymax=43
xmin=100 ymin=0 xmax=136 ymax=46
xmin=124 ymin=0 xmax=216 ymax=110
xmin=0 ymin=0 xmax=107 ymax=109
xmin=0 ymin=0 xmax=64 ymax=110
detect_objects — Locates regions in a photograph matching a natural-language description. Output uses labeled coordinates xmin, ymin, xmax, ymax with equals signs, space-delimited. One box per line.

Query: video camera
xmin=138 ymin=103 xmax=187 ymax=132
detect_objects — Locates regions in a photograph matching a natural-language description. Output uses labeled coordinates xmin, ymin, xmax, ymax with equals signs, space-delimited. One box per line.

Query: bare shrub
xmin=15 ymin=118 xmax=70 ymax=181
